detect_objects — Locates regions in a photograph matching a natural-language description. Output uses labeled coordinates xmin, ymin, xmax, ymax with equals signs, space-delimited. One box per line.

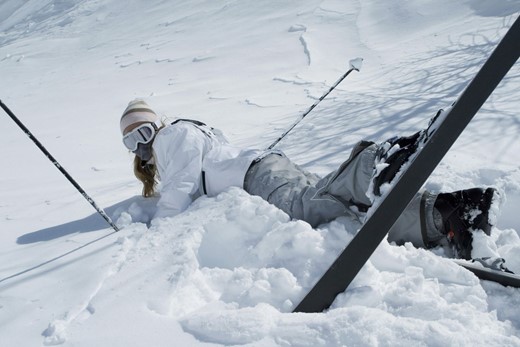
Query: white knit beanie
xmin=120 ymin=99 xmax=159 ymax=134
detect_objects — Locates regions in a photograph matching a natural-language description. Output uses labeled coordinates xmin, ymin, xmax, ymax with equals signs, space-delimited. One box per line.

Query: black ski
xmin=453 ymin=259 xmax=520 ymax=288
xmin=293 ymin=16 xmax=520 ymax=313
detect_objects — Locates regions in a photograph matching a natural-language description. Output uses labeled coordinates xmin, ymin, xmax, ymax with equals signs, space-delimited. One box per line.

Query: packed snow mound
xmin=41 ymin=187 xmax=519 ymax=346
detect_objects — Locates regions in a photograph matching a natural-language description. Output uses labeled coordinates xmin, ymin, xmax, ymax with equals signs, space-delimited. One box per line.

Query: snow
xmin=0 ymin=0 xmax=519 ymax=346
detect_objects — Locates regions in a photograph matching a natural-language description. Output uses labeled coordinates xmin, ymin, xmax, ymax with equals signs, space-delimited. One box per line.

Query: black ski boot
xmin=373 ymin=131 xmax=423 ymax=196
xmin=434 ymin=188 xmax=498 ymax=260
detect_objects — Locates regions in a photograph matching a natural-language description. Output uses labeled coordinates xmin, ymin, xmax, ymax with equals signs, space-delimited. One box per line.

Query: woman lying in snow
xmin=120 ymin=99 xmax=499 ymax=260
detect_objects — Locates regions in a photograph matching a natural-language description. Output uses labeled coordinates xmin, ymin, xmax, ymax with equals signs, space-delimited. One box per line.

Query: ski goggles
xmin=122 ymin=122 xmax=158 ymax=151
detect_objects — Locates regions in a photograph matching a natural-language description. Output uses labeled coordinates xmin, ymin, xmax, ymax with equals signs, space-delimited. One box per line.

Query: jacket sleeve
xmin=152 ymin=125 xmax=208 ymax=219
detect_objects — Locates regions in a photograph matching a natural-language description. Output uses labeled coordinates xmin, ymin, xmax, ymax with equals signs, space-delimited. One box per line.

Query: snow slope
xmin=1 ymin=1 xmax=519 ymax=346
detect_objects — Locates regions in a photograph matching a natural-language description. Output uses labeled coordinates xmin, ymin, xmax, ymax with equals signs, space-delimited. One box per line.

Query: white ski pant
xmin=244 ymin=144 xmax=444 ymax=248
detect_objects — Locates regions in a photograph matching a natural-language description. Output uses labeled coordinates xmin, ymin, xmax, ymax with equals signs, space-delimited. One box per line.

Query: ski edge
xmin=453 ymin=260 xmax=520 ymax=288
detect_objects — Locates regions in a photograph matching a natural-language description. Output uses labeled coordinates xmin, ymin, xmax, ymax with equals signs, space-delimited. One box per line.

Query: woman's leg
xmin=244 ymin=154 xmax=356 ymax=227
xmin=388 ymin=190 xmax=442 ymax=248
xmin=244 ymin=146 xmax=498 ymax=259
xmin=244 ymin=146 xmax=443 ymax=248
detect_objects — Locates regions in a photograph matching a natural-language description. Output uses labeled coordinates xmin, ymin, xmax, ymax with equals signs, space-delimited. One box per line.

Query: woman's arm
xmin=152 ymin=124 xmax=209 ymax=219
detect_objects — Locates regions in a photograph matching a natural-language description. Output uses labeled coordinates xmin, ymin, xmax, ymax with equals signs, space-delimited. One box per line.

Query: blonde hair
xmin=129 ymin=120 xmax=168 ymax=197
xmin=133 ymin=155 xmax=158 ymax=197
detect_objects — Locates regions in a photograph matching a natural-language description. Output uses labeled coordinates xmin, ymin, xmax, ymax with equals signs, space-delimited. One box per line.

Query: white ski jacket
xmin=152 ymin=120 xmax=264 ymax=219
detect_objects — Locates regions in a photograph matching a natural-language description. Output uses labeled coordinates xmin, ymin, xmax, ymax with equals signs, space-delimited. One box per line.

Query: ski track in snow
xmin=299 ymin=36 xmax=312 ymax=66
xmin=0 ymin=0 xmax=519 ymax=346
xmin=41 ymin=226 xmax=148 ymax=345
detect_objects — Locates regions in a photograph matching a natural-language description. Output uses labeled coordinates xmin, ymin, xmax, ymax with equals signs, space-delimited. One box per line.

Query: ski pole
xmin=0 ymin=100 xmax=120 ymax=232
xmin=267 ymin=57 xmax=363 ymax=150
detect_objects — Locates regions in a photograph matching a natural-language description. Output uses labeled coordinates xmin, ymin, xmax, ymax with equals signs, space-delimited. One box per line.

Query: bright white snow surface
xmin=1 ymin=1 xmax=520 ymax=346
